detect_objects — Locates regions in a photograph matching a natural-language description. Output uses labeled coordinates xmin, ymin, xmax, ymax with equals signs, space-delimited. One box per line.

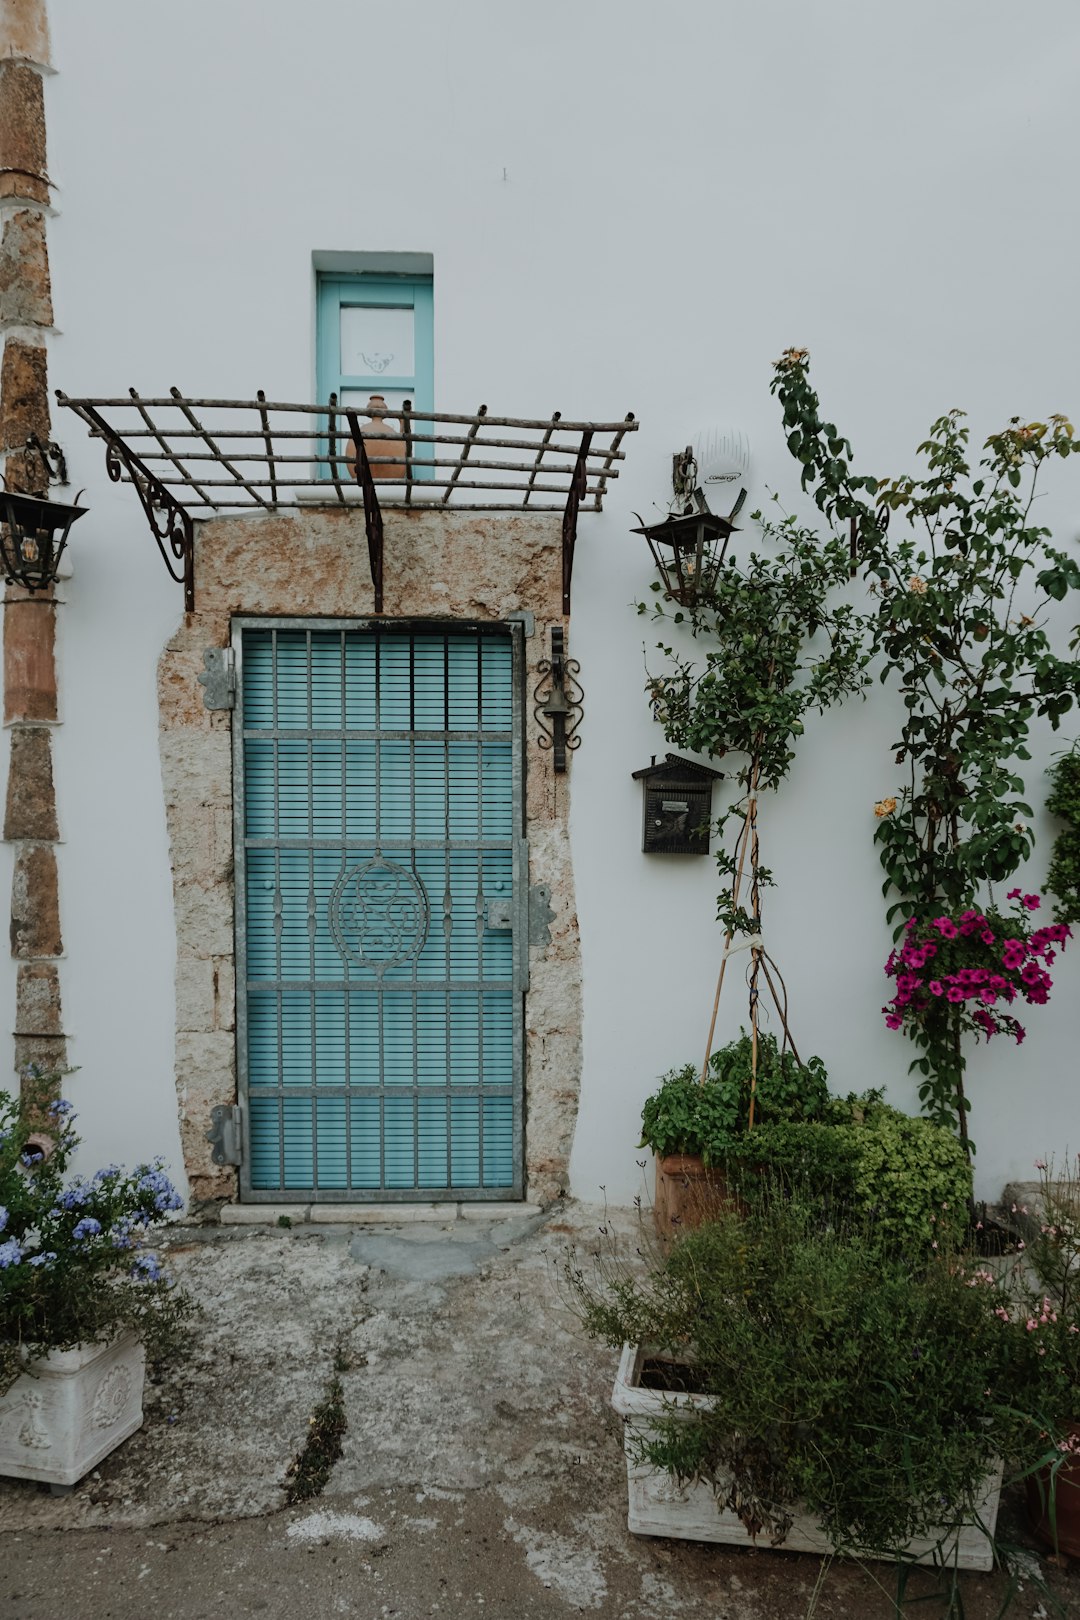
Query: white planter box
xmin=0 ymin=1331 xmax=146 ymax=1488
xmin=612 ymin=1344 xmax=1002 ymax=1573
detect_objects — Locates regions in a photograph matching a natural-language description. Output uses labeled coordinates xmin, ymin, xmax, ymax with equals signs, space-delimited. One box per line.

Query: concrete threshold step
xmin=219 ymin=1202 xmax=542 ymax=1226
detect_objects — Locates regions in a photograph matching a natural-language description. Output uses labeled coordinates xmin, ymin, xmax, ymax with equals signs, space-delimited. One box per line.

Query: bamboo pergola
xmin=57 ymin=390 xmax=638 ymax=613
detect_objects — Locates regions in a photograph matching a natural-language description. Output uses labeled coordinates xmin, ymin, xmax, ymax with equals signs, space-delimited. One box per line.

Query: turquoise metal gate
xmin=234 ymin=620 xmax=524 ymax=1201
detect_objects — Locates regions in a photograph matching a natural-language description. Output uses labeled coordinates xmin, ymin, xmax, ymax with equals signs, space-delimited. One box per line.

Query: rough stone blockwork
xmin=159 ymin=508 xmax=583 ymax=1207
xmin=10 ymin=841 xmax=60 ymax=957
xmin=0 ymin=58 xmax=48 ymax=204
xmin=0 ymin=0 xmax=52 ymax=69
xmin=3 ymin=593 xmax=56 ymax=721
xmin=3 ymin=724 xmax=57 ymax=838
xmin=0 ymin=208 xmax=51 ymax=327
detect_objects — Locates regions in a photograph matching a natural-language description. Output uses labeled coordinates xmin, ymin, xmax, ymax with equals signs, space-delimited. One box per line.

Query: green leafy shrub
xmin=1045 ymin=751 xmax=1080 ymax=925
xmin=742 ymin=1105 xmax=971 ymax=1252
xmin=570 ymin=1194 xmax=1019 ymax=1557
xmin=0 ymin=1069 xmax=196 ymax=1395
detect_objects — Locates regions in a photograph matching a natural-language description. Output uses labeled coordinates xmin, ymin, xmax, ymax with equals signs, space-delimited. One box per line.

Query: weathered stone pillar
xmin=0 ymin=0 xmax=65 ymax=1082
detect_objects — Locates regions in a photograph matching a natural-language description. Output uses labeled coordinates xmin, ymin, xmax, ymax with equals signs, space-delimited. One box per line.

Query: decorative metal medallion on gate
xmin=329 ymin=854 xmax=429 ymax=975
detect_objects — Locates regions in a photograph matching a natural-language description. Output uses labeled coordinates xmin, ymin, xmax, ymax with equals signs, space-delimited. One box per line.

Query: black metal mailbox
xmin=632 ymin=753 xmax=723 ymax=855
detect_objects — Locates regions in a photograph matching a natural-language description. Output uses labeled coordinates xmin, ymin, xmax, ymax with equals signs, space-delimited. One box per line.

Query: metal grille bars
xmin=57 ymin=391 xmax=637 ymax=613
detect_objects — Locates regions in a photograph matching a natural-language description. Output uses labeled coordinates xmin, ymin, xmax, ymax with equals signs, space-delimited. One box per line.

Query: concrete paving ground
xmin=1 ymin=1200 xmax=1079 ymax=1620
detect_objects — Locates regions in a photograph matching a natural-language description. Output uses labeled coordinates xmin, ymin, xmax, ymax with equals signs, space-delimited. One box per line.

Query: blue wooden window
xmin=316 ymin=273 xmax=434 ymax=479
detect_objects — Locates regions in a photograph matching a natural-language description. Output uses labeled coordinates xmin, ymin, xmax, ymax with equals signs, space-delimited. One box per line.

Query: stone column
xmin=0 ymin=1 xmax=66 ymax=1082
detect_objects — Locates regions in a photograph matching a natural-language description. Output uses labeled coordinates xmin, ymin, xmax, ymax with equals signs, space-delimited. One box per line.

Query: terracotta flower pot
xmin=344 ymin=393 xmax=406 ymax=484
xmin=1026 ymin=1428 xmax=1080 ymax=1558
xmin=653 ymin=1152 xmax=743 ymax=1240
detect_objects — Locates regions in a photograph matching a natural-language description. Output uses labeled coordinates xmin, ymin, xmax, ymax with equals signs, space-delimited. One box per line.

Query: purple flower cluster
xmin=883 ymin=891 xmax=1071 ymax=1045
xmin=135 ymin=1162 xmax=184 ymax=1217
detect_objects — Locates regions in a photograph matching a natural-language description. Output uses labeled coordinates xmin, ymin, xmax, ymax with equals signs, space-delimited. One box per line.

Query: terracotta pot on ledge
xmin=344 ymin=393 xmax=407 ymax=484
xmin=1026 ymin=1427 xmax=1080 ymax=1558
xmin=653 ymin=1152 xmax=743 ymax=1241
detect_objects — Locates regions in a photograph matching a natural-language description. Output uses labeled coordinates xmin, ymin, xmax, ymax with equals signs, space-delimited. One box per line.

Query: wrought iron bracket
xmin=206 ymin=1104 xmax=243 ymax=1167
xmin=561 ymin=430 xmax=593 ymax=616
xmin=57 ymin=394 xmax=196 ymax=611
xmin=533 ymin=626 xmax=583 ymax=772
xmin=346 ymin=410 xmax=384 ymax=614
xmin=198 ymin=647 xmax=237 ymax=710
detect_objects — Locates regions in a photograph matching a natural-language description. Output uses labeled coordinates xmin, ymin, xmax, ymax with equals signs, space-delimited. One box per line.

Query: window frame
xmin=315 ymin=270 xmax=434 ymax=430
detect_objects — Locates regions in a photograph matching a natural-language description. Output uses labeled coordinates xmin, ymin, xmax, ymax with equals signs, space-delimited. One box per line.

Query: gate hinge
xmin=198 ymin=647 xmax=237 ymax=710
xmin=206 ymin=1104 xmax=243 ymax=1166
xmin=529 ymin=884 xmax=556 ymax=947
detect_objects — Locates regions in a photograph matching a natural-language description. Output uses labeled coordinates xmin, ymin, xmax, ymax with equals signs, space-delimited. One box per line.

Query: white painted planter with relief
xmin=0 ymin=1330 xmax=146 ymax=1488
xmin=612 ymin=1344 xmax=1002 ymax=1573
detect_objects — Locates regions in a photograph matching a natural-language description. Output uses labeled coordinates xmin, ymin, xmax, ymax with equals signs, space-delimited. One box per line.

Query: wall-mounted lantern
xmin=0 ymin=482 xmax=87 ymax=594
xmin=632 ymin=753 xmax=723 ymax=855
xmin=632 ymin=435 xmax=750 ymax=608
xmin=630 ymin=506 xmax=739 ymax=607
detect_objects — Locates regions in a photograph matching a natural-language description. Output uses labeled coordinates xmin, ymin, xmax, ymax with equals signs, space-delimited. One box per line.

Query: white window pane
xmin=339 ymin=305 xmax=415 ymax=380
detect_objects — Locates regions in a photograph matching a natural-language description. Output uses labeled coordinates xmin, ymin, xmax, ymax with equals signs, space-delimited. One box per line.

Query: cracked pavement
xmin=1 ymin=1201 xmax=1078 ymax=1619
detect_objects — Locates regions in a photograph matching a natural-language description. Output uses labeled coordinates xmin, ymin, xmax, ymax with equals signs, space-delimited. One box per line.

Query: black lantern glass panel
xmin=630 ymin=508 xmax=737 ymax=607
xmin=0 ymin=487 xmax=87 ymax=593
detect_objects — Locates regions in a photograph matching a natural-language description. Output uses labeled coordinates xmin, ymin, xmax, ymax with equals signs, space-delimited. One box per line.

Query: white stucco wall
xmin=37 ymin=0 xmax=1080 ymax=1199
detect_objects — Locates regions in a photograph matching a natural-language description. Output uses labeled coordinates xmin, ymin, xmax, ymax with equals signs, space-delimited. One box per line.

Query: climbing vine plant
xmin=770 ymin=350 xmax=1080 ymax=1142
xmin=642 ymin=517 xmax=871 ymax=1086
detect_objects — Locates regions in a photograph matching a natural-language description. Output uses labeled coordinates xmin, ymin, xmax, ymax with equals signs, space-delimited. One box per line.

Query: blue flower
xmin=72 ymin=1217 xmax=102 ymax=1241
xmin=0 ymin=1238 xmax=23 ymax=1268
xmin=28 ymin=1251 xmax=56 ymax=1268
xmin=47 ymin=1098 xmax=75 ymax=1119
xmin=92 ymin=1164 xmax=121 ymax=1183
xmin=0 ymin=1206 xmax=6 ymax=1233
xmin=58 ymin=1180 xmax=90 ymax=1209
xmin=136 ymin=1166 xmax=184 ymax=1214
xmin=131 ymin=1253 xmax=162 ymax=1283
xmin=111 ymin=1216 xmax=135 ymax=1251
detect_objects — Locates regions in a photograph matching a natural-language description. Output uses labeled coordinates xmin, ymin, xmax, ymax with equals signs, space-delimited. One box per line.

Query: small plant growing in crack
xmin=283 ymin=1341 xmax=363 ymax=1504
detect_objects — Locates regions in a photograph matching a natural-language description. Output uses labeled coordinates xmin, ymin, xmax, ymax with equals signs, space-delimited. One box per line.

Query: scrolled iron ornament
xmin=329 ymin=854 xmax=429 ymax=976
xmin=533 ymin=626 xmax=583 ymax=773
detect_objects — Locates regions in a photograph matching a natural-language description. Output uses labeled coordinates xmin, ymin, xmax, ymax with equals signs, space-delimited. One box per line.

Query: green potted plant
xmin=640 ymin=1032 xmax=829 ymax=1234
xmin=0 ymin=1068 xmax=195 ymax=1490
xmin=641 ymin=1035 xmax=972 ymax=1251
xmin=569 ymin=1192 xmax=1011 ymax=1574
